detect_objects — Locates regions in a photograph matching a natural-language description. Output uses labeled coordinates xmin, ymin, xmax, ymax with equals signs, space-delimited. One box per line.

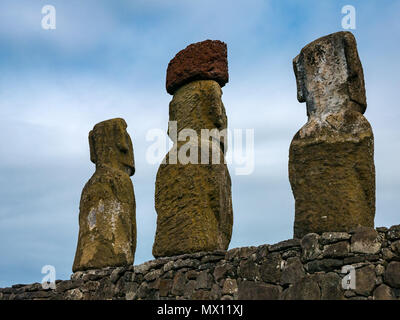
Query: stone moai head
xmin=165 ymin=40 xmax=229 ymax=149
xmin=293 ymin=31 xmax=366 ymax=117
xmin=89 ymin=118 xmax=135 ymax=176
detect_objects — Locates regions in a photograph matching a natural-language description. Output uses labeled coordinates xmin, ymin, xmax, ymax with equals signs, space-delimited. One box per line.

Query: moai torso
xmin=289 ymin=31 xmax=375 ymax=238
xmin=152 ymin=40 xmax=233 ymax=257
xmin=73 ymin=118 xmax=136 ymax=272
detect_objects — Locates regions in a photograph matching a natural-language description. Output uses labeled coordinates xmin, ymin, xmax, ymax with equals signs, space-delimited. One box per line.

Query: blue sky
xmin=0 ymin=0 xmax=399 ymax=287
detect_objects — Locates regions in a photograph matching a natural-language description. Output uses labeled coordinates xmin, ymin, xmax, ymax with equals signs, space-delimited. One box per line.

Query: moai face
xmin=293 ymin=31 xmax=366 ymax=117
xmin=169 ymin=80 xmax=227 ymax=130
xmin=89 ymin=118 xmax=135 ymax=176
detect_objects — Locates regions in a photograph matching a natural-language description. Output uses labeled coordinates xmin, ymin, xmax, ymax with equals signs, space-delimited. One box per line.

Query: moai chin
xmin=73 ymin=118 xmax=136 ymax=272
xmin=152 ymin=40 xmax=233 ymax=257
xmin=289 ymin=31 xmax=375 ymax=238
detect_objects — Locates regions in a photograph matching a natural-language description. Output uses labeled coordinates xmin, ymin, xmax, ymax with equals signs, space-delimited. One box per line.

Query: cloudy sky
xmin=0 ymin=0 xmax=399 ymax=287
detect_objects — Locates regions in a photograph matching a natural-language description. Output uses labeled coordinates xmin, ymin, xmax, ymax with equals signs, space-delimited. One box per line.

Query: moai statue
xmin=152 ymin=40 xmax=233 ymax=257
xmin=73 ymin=118 xmax=136 ymax=272
xmin=289 ymin=31 xmax=375 ymax=238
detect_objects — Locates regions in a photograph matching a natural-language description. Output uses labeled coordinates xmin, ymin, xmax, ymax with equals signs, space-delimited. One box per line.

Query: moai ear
xmin=114 ymin=120 xmax=129 ymax=153
xmin=89 ymin=130 xmax=97 ymax=164
xmin=128 ymin=136 xmax=135 ymax=176
xmin=342 ymin=32 xmax=367 ymax=113
xmin=293 ymin=54 xmax=306 ymax=103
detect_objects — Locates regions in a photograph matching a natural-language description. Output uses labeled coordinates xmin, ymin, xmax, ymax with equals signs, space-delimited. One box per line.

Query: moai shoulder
xmin=289 ymin=32 xmax=375 ymax=238
xmin=73 ymin=118 xmax=137 ymax=272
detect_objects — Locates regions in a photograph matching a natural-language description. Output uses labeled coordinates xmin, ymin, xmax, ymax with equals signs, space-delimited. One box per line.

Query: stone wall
xmin=1 ymin=225 xmax=399 ymax=300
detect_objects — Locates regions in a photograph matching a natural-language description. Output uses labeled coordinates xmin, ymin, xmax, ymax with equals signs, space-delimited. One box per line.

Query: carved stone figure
xmin=73 ymin=118 xmax=136 ymax=272
xmin=153 ymin=40 xmax=233 ymax=257
xmin=289 ymin=31 xmax=375 ymax=238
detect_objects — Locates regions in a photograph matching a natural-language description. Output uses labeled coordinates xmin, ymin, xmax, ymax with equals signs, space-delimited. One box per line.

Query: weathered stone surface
xmin=192 ymin=290 xmax=212 ymax=300
xmin=256 ymin=245 xmax=269 ymax=261
xmin=269 ymin=239 xmax=300 ymax=252
xmin=321 ymin=232 xmax=351 ymax=245
xmin=282 ymin=249 xmax=299 ymax=259
xmin=323 ymin=241 xmax=350 ymax=258
xmin=281 ymin=257 xmax=305 ymax=285
xmin=314 ymin=273 xmax=344 ymax=300
xmin=260 ymin=253 xmax=283 ymax=283
xmin=183 ymin=280 xmax=196 ymax=299
xmin=81 ymin=281 xmax=100 ymax=293
xmin=351 ymin=227 xmax=381 ymax=254
xmin=168 ymin=80 xmax=229 ymax=141
xmin=213 ymin=263 xmax=233 ymax=281
xmin=282 ymin=276 xmax=320 ymax=300
xmin=171 ymin=271 xmax=186 ymax=296
xmin=173 ymin=258 xmax=200 ymax=270
xmin=55 ymin=280 xmax=82 ymax=293
xmin=201 ymin=254 xmax=225 ymax=264
xmin=375 ymin=264 xmax=385 ymax=277
xmin=65 ymin=288 xmax=83 ymax=300
xmin=344 ymin=254 xmax=379 ymax=265
xmin=300 ymin=233 xmax=322 ymax=261
xmin=373 ymin=284 xmax=395 ymax=300
xmin=384 ymin=262 xmax=400 ymax=288
xmin=355 ymin=265 xmax=376 ymax=296
xmin=238 ymin=281 xmax=281 ymax=300
xmin=387 ymin=225 xmax=400 ymax=240
xmin=238 ymin=259 xmax=260 ymax=281
xmin=110 ymin=267 xmax=126 ymax=284
xmin=136 ymin=282 xmax=150 ymax=299
xmin=237 ymin=246 xmax=258 ymax=259
xmin=125 ymin=283 xmax=138 ymax=300
xmin=290 ymin=31 xmax=375 ymax=238
xmin=382 ymin=248 xmax=396 ymax=261
xmin=153 ymin=80 xmax=233 ymax=257
xmin=306 ymin=259 xmax=343 ymax=273
xmin=144 ymin=269 xmax=163 ymax=282
xmin=391 ymin=241 xmax=400 ymax=255
xmin=222 ymin=279 xmax=238 ymax=296
xmin=73 ymin=118 xmax=136 ymax=272
xmin=185 ymin=270 xmax=199 ymax=281
xmin=195 ymin=271 xmax=213 ymax=289
xmin=166 ymin=40 xmax=228 ymax=95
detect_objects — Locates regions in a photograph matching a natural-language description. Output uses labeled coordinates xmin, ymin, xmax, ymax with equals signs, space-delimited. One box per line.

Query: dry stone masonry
xmin=152 ymin=40 xmax=233 ymax=257
xmin=2 ymin=225 xmax=399 ymax=300
xmin=289 ymin=31 xmax=375 ymax=238
xmin=73 ymin=118 xmax=137 ymax=272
